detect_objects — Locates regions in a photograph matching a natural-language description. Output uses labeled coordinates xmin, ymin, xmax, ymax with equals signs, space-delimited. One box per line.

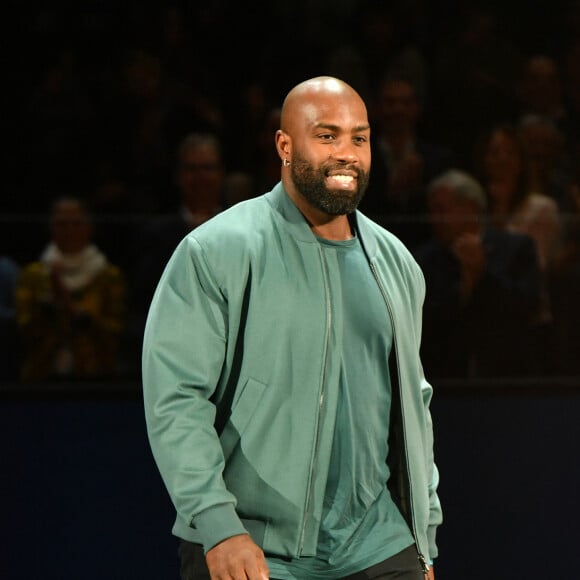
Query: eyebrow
xmin=313 ymin=122 xmax=371 ymax=133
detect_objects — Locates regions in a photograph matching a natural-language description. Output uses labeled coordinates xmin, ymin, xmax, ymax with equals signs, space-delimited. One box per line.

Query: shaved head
xmin=275 ymin=76 xmax=371 ymax=219
xmin=280 ymin=76 xmax=367 ymax=133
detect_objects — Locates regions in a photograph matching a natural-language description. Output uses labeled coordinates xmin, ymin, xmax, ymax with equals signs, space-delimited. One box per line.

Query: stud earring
xmin=283 ymin=158 xmax=291 ymax=167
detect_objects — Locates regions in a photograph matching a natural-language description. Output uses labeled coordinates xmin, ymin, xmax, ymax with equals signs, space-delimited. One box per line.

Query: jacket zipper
xmin=299 ymin=245 xmax=332 ymax=554
xmin=369 ymin=261 xmax=430 ymax=574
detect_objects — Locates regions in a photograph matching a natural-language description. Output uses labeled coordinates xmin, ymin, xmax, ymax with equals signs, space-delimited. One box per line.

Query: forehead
xmin=299 ymin=94 xmax=369 ymax=130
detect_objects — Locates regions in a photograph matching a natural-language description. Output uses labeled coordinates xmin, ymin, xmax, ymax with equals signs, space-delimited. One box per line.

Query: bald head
xmin=275 ymin=76 xmax=371 ymax=219
xmin=280 ymin=76 xmax=367 ymax=133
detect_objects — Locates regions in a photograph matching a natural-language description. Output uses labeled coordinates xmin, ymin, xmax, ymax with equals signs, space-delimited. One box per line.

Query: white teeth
xmin=331 ymin=175 xmax=354 ymax=183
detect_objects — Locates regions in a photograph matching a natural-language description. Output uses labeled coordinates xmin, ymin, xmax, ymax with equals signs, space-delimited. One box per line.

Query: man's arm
xmin=413 ymin=263 xmax=443 ymax=562
xmin=142 ymin=236 xmax=245 ymax=550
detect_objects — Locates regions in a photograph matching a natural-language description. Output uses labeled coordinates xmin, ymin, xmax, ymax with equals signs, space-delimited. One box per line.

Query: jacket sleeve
xmin=415 ymin=263 xmax=443 ymax=561
xmin=422 ymin=375 xmax=443 ymax=561
xmin=142 ymin=235 xmax=247 ymax=551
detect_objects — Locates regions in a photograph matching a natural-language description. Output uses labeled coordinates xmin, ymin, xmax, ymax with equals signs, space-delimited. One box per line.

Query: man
xmin=360 ymin=74 xmax=456 ymax=252
xmin=414 ymin=169 xmax=542 ymax=379
xmin=126 ymin=133 xmax=227 ymax=373
xmin=143 ymin=76 xmax=441 ymax=579
xmin=16 ymin=198 xmax=126 ymax=380
xmin=130 ymin=132 xmax=226 ymax=301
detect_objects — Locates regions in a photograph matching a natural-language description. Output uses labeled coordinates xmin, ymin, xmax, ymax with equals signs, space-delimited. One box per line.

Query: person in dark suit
xmin=414 ymin=169 xmax=543 ymax=379
xmin=360 ymin=74 xmax=456 ymax=251
xmin=124 ymin=133 xmax=226 ymax=375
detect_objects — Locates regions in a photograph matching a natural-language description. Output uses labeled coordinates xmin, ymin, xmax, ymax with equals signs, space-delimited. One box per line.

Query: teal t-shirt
xmin=267 ymin=234 xmax=414 ymax=579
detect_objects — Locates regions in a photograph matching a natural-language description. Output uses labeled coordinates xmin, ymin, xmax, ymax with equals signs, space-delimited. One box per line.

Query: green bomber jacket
xmin=142 ymin=182 xmax=442 ymax=564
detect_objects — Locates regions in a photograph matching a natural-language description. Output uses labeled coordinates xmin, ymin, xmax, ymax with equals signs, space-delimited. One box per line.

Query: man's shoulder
xmin=191 ymin=195 xmax=271 ymax=241
xmin=181 ymin=195 xmax=275 ymax=266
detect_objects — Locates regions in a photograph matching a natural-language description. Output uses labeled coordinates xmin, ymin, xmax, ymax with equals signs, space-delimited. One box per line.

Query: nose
xmin=331 ymin=137 xmax=359 ymax=164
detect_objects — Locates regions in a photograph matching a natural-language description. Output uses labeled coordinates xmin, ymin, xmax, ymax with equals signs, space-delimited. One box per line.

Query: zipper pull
xmin=417 ymin=553 xmax=430 ymax=574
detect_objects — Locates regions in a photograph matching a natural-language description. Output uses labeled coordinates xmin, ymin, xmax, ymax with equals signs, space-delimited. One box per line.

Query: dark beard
xmin=290 ymin=154 xmax=369 ymax=215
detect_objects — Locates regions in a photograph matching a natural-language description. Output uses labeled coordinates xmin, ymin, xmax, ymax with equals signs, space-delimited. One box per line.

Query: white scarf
xmin=40 ymin=243 xmax=108 ymax=291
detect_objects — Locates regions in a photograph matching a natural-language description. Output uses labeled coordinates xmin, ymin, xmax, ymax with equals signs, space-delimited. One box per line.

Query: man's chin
xmin=319 ymin=194 xmax=364 ymax=215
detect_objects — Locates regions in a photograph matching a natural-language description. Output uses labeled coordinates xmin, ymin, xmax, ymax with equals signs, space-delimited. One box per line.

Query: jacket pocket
xmin=219 ymin=377 xmax=266 ymax=461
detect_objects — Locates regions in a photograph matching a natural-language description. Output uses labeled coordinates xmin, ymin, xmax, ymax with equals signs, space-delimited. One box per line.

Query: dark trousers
xmin=178 ymin=540 xmax=425 ymax=579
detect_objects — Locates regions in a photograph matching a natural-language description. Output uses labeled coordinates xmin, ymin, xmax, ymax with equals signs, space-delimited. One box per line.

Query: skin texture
xmin=275 ymin=76 xmax=371 ymax=240
xmin=205 ymin=77 xmax=434 ymax=579
xmin=205 ymin=534 xmax=269 ymax=580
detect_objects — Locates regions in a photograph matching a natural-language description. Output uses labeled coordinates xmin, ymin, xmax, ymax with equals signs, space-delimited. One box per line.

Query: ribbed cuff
xmin=191 ymin=503 xmax=248 ymax=553
xmin=427 ymin=524 xmax=438 ymax=561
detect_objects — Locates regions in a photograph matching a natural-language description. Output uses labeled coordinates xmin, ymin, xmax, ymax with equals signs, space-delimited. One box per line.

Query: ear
xmin=275 ymin=129 xmax=291 ymax=162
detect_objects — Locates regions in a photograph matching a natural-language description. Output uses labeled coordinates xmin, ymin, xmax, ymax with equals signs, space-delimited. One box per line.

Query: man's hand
xmin=205 ymin=534 xmax=269 ymax=579
xmin=425 ymin=565 xmax=435 ymax=580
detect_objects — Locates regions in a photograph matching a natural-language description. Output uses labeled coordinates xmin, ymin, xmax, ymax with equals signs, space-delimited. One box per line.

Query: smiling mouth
xmin=330 ymin=174 xmax=355 ymax=184
xmin=326 ymin=173 xmax=358 ymax=189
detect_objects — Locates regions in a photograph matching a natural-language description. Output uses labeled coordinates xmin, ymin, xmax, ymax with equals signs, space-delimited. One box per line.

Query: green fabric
xmin=267 ymin=236 xmax=413 ymax=578
xmin=142 ymin=183 xmax=442 ymax=560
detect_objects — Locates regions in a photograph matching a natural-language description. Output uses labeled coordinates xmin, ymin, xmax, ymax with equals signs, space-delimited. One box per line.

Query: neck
xmin=311 ymin=215 xmax=353 ymax=240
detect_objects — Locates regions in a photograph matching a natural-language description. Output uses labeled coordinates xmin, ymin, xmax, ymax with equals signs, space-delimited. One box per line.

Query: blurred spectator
xmin=15 ymin=198 xmax=126 ymax=381
xmin=414 ymin=170 xmax=542 ymax=379
xmin=96 ymin=48 xmax=226 ymax=214
xmin=361 ymin=73 xmax=456 ymax=250
xmin=129 ymin=132 xmax=227 ymax=276
xmin=232 ymin=105 xmax=283 ymax=198
xmin=474 ymin=124 xmax=563 ymax=373
xmin=353 ymin=1 xmax=427 ymax=101
xmin=516 ymin=55 xmax=567 ymax=130
xmin=430 ymin=5 xmax=524 ymax=159
xmin=474 ymin=124 xmax=561 ymax=273
xmin=0 ymin=257 xmax=20 ymax=381
xmin=562 ymin=42 xmax=580 ymax=162
xmin=158 ymin=6 xmax=196 ymax=84
xmin=224 ymin=80 xmax=273 ymax=176
xmin=124 ymin=133 xmax=232 ymax=374
xmin=549 ymin=170 xmax=580 ymax=375
xmin=321 ymin=1 xmax=428 ymax=107
xmin=517 ymin=115 xmax=572 ymax=209
xmin=20 ymin=49 xmax=97 ymax=211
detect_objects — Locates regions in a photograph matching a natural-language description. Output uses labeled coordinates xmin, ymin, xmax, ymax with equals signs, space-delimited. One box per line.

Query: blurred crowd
xmin=2 ymin=1 xmax=580 ymax=383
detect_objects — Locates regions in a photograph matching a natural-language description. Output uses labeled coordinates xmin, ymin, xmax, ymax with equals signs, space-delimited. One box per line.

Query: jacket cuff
xmin=427 ymin=524 xmax=439 ymax=561
xmin=191 ymin=503 xmax=248 ymax=553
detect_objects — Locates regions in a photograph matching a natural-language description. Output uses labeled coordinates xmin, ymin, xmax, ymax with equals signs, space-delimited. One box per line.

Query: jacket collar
xmin=264 ymin=181 xmax=379 ymax=259
xmin=349 ymin=210 xmax=378 ymax=260
xmin=264 ymin=182 xmax=318 ymax=243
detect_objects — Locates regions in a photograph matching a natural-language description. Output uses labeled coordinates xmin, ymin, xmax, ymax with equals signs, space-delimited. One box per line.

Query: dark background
xmin=2 ymin=381 xmax=579 ymax=579
xmin=3 ymin=1 xmax=580 ymax=578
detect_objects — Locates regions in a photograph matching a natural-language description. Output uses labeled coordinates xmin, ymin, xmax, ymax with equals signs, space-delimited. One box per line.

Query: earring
xmin=283 ymin=158 xmax=291 ymax=167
